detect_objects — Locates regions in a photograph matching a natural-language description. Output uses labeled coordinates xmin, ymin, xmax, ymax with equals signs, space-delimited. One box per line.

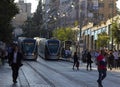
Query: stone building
xmin=12 ymin=0 xmax=31 ymax=28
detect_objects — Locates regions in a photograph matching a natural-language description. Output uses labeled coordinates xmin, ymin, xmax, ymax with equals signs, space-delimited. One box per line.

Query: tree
xmin=22 ymin=0 xmax=43 ymax=38
xmin=111 ymin=16 xmax=120 ymax=43
xmin=32 ymin=0 xmax=43 ymax=37
xmin=0 ymin=0 xmax=19 ymax=43
xmin=53 ymin=27 xmax=75 ymax=41
xmin=96 ymin=32 xmax=109 ymax=49
xmin=117 ymin=7 xmax=120 ymax=15
xmin=32 ymin=0 xmax=43 ymax=26
xmin=111 ymin=16 xmax=120 ymax=49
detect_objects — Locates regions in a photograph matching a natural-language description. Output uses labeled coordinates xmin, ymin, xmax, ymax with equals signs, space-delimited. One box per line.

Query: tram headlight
xmin=32 ymin=53 xmax=34 ymax=55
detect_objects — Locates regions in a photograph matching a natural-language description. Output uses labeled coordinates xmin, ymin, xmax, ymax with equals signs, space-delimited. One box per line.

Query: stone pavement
xmin=0 ymin=58 xmax=120 ymax=87
xmin=0 ymin=63 xmax=18 ymax=87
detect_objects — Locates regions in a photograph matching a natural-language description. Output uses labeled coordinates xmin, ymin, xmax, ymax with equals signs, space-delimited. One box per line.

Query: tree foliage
xmin=53 ymin=27 xmax=76 ymax=41
xmin=111 ymin=16 xmax=120 ymax=44
xmin=32 ymin=0 xmax=43 ymax=26
xmin=96 ymin=32 xmax=109 ymax=49
xmin=117 ymin=7 xmax=120 ymax=15
xmin=22 ymin=0 xmax=43 ymax=38
xmin=0 ymin=0 xmax=19 ymax=43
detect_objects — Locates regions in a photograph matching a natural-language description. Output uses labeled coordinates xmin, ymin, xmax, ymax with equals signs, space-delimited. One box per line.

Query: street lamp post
xmin=54 ymin=17 xmax=57 ymax=29
xmin=108 ymin=0 xmax=114 ymax=50
xmin=78 ymin=0 xmax=84 ymax=59
xmin=71 ymin=0 xmax=83 ymax=57
xmin=111 ymin=0 xmax=114 ymax=50
xmin=62 ymin=13 xmax=66 ymax=27
xmin=79 ymin=10 xmax=82 ymax=39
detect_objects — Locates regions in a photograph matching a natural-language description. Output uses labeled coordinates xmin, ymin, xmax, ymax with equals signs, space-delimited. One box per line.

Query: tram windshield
xmin=22 ymin=42 xmax=35 ymax=53
xmin=47 ymin=41 xmax=59 ymax=54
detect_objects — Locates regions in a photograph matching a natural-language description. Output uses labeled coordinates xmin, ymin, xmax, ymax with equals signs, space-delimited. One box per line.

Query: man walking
xmin=86 ymin=51 xmax=92 ymax=71
xmin=97 ymin=50 xmax=107 ymax=87
xmin=8 ymin=44 xmax=23 ymax=83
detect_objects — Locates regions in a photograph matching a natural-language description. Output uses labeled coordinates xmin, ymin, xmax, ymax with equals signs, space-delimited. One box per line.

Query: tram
xmin=19 ymin=38 xmax=38 ymax=60
xmin=38 ymin=38 xmax=61 ymax=60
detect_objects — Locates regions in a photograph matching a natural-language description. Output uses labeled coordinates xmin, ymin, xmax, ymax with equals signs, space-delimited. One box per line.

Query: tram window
xmin=48 ymin=42 xmax=59 ymax=53
xmin=23 ymin=42 xmax=35 ymax=53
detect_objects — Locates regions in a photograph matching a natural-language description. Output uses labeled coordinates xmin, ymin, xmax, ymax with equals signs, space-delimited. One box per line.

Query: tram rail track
xmin=55 ymin=58 xmax=120 ymax=84
xmin=25 ymin=61 xmax=55 ymax=87
xmin=27 ymin=60 xmax=91 ymax=87
xmin=19 ymin=67 xmax=31 ymax=87
xmin=56 ymin=61 xmax=120 ymax=85
xmin=37 ymin=59 xmax=120 ymax=86
xmin=23 ymin=58 xmax=120 ymax=87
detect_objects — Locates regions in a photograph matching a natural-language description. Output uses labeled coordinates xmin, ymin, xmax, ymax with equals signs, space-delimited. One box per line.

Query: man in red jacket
xmin=97 ymin=50 xmax=107 ymax=87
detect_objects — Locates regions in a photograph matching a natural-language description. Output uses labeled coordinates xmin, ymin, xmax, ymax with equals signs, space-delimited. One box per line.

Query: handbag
xmin=91 ymin=60 xmax=93 ymax=63
xmin=76 ymin=61 xmax=79 ymax=67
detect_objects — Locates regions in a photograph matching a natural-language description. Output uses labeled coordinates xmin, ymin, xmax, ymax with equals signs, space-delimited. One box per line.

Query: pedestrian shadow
xmin=10 ymin=83 xmax=19 ymax=87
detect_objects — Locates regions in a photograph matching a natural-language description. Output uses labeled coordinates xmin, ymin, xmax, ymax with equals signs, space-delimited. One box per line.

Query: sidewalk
xmin=0 ymin=63 xmax=16 ymax=87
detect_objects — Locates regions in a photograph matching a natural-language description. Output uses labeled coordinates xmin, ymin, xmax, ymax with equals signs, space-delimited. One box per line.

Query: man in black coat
xmin=86 ymin=52 xmax=92 ymax=71
xmin=73 ymin=52 xmax=79 ymax=70
xmin=8 ymin=45 xmax=23 ymax=83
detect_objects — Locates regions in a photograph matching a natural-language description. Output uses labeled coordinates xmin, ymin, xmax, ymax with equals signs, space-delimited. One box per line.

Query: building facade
xmin=12 ymin=0 xmax=31 ymax=28
xmin=97 ymin=0 xmax=117 ymax=23
xmin=81 ymin=15 xmax=120 ymax=50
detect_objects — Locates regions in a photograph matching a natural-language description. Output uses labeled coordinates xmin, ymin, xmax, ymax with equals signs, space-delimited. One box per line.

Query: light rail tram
xmin=38 ymin=38 xmax=61 ymax=60
xmin=18 ymin=37 xmax=38 ymax=60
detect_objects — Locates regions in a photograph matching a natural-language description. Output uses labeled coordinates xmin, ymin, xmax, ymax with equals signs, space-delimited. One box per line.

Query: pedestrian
xmin=108 ymin=52 xmax=114 ymax=70
xmin=8 ymin=45 xmax=23 ymax=83
xmin=61 ymin=47 xmax=65 ymax=58
xmin=0 ymin=48 xmax=2 ymax=65
xmin=86 ymin=51 xmax=93 ymax=71
xmin=113 ymin=50 xmax=119 ymax=69
xmin=1 ymin=49 xmax=5 ymax=65
xmin=97 ymin=50 xmax=107 ymax=87
xmin=82 ymin=49 xmax=88 ymax=63
xmin=94 ymin=50 xmax=100 ymax=65
xmin=72 ymin=52 xmax=79 ymax=70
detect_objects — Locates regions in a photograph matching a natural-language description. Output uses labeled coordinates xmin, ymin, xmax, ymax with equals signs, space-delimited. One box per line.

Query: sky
xmin=116 ymin=0 xmax=120 ymax=9
xmin=15 ymin=0 xmax=120 ymax=13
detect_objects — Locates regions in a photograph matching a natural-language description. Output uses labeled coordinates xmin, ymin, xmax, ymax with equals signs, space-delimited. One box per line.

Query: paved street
xmin=1 ymin=1 xmax=120 ymax=87
xmin=0 ymin=57 xmax=120 ymax=87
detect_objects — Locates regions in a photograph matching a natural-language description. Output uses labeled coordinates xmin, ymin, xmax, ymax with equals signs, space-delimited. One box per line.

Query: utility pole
xmin=111 ymin=0 xmax=114 ymax=50
xmin=79 ymin=0 xmax=83 ymax=59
